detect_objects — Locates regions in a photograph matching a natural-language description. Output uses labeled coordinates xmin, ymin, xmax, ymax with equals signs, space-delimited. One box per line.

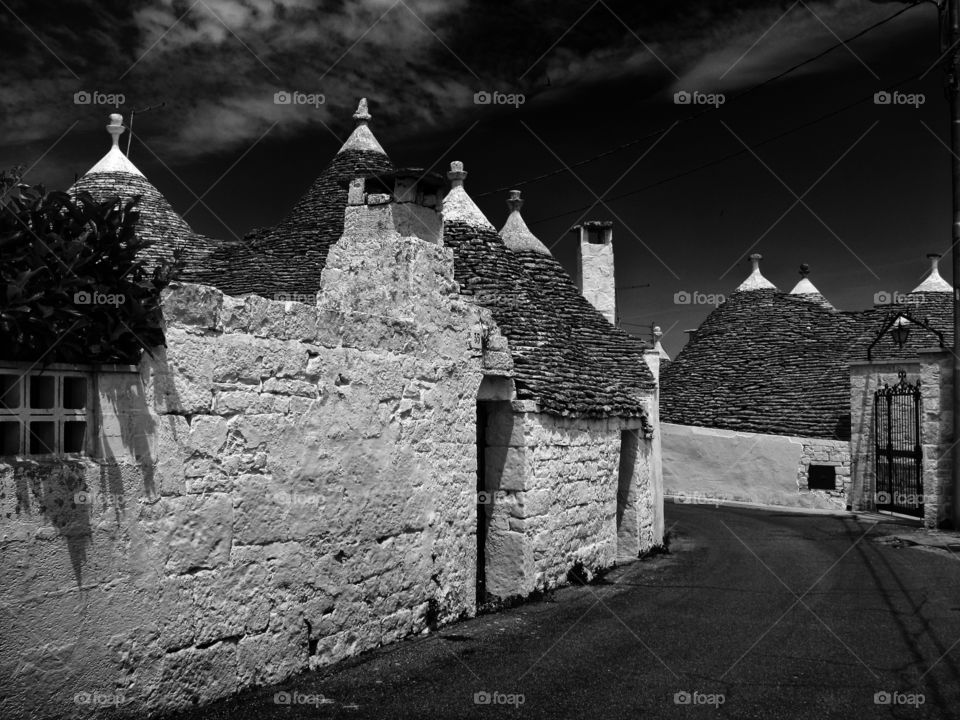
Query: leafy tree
xmin=0 ymin=167 xmax=182 ymax=364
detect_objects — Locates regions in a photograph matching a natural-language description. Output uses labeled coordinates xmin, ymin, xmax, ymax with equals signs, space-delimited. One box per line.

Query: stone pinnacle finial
xmin=353 ymin=98 xmax=371 ymax=124
xmin=448 ymin=161 xmax=467 ymax=188
xmin=507 ymin=189 xmax=523 ymax=213
xmin=107 ymin=113 xmax=124 ymax=149
xmin=652 ymin=324 xmax=663 ymax=343
xmin=911 ymin=251 xmax=952 ymax=293
xmin=749 ymin=253 xmax=762 ymax=271
xmin=799 ymin=263 xmax=810 ymax=278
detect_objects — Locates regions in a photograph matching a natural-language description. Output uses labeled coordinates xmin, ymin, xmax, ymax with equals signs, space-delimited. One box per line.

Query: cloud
xmin=0 ymin=0 xmax=924 ymax=169
xmin=669 ymin=0 xmax=913 ymax=94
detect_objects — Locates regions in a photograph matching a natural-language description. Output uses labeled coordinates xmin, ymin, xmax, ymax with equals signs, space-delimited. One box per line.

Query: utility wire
xmin=527 ymin=65 xmax=931 ymax=225
xmin=475 ymin=3 xmax=921 ymax=200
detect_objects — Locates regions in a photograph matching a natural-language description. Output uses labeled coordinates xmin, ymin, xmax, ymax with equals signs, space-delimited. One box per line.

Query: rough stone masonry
xmin=0 ymin=194 xmax=662 ymax=719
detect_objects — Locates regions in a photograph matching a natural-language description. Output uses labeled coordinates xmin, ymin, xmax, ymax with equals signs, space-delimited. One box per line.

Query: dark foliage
xmin=0 ymin=167 xmax=182 ymax=365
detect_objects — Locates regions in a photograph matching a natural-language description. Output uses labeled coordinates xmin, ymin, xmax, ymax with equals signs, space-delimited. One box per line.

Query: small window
xmin=808 ymin=465 xmax=837 ymax=491
xmin=0 ymin=370 xmax=92 ymax=456
xmin=0 ymin=375 xmax=20 ymax=409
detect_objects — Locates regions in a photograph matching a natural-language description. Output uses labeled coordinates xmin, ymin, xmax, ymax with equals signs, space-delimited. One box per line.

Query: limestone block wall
xmin=797 ymin=438 xmax=850 ymax=507
xmin=575 ymin=241 xmax=616 ymax=325
xmin=849 ymin=352 xmax=953 ymax=528
xmin=0 ymin=205 xmax=487 ymax=720
xmin=642 ymin=350 xmax=665 ymax=549
xmin=481 ymin=404 xmax=658 ymax=599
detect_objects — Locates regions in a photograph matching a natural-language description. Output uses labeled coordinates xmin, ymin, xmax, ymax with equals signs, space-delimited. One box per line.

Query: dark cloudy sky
xmin=0 ymin=0 xmax=950 ymax=357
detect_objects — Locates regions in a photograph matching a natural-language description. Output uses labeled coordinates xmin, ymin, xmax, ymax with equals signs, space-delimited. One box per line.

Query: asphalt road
xmin=162 ymin=504 xmax=960 ymax=719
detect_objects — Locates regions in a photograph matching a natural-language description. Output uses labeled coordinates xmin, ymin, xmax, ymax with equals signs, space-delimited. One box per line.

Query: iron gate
xmin=874 ymin=370 xmax=923 ymax=518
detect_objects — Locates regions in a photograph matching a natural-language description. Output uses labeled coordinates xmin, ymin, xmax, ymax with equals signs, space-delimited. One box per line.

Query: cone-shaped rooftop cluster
xmin=69 ymin=100 xmax=661 ymax=417
xmin=733 ymin=251 xmax=953 ymax=308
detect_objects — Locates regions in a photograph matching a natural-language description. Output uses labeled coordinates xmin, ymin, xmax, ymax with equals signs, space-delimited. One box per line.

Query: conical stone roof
xmin=70 ymin=113 xmax=219 ymax=272
xmin=187 ymin=99 xmax=395 ymax=297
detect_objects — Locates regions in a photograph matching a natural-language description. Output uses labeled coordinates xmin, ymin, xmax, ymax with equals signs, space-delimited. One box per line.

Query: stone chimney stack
xmin=572 ymin=220 xmax=616 ymax=325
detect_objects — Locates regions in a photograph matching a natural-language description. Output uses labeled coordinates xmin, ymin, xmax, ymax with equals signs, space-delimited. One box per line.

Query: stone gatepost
xmin=849 ymin=350 xmax=953 ymax=528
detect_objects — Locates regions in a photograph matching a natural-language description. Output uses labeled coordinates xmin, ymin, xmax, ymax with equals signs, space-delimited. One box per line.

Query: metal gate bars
xmin=874 ymin=370 xmax=923 ymax=518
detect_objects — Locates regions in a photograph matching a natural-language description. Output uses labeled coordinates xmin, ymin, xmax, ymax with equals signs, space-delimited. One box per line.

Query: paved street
xmin=162 ymin=504 xmax=960 ymax=719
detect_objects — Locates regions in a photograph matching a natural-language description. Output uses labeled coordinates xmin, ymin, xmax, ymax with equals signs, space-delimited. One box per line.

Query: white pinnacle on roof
xmin=911 ymin=253 xmax=952 ymax=293
xmin=499 ymin=190 xmax=551 ymax=254
xmin=789 ymin=263 xmax=834 ymax=310
xmin=85 ymin=113 xmax=144 ymax=177
xmin=441 ymin=161 xmax=495 ymax=230
xmin=651 ymin=324 xmax=670 ymax=361
xmin=338 ymin=98 xmax=386 ymax=155
xmin=735 ymin=253 xmax=777 ymax=292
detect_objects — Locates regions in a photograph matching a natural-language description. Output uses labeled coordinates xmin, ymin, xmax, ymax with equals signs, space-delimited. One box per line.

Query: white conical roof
xmin=735 ymin=253 xmax=777 ymax=291
xmin=788 ymin=264 xmax=835 ymax=309
xmin=84 ymin=113 xmax=144 ymax=177
xmin=338 ymin=98 xmax=386 ymax=154
xmin=790 ymin=277 xmax=818 ymax=294
xmin=441 ymin=161 xmax=495 ymax=230
xmin=499 ymin=190 xmax=551 ymax=254
xmin=911 ymin=254 xmax=952 ymax=293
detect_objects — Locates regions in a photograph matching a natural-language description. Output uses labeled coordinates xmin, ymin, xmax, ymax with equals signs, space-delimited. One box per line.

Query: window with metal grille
xmin=807 ymin=465 xmax=837 ymax=491
xmin=0 ymin=370 xmax=92 ymax=456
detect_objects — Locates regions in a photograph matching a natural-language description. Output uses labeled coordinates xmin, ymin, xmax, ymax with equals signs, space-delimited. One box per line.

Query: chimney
xmin=572 ymin=220 xmax=616 ymax=325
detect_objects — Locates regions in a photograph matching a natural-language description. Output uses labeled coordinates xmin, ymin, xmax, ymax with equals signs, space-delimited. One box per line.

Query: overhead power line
xmin=475 ymin=3 xmax=921 ymax=200
xmin=527 ymin=66 xmax=931 ymax=225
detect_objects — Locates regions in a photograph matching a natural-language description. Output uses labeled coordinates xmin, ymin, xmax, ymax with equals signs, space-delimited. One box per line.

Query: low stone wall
xmin=663 ymin=423 xmax=848 ymax=510
xmin=797 ymin=438 xmax=850 ymax=507
xmin=0 ymin=207 xmax=487 ymax=720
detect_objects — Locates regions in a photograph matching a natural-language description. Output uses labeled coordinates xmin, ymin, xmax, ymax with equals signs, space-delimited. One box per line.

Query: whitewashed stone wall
xmin=662 ymin=423 xmax=849 ymax=510
xmin=642 ymin=350 xmax=665 ymax=550
xmin=0 ymin=204 xmax=488 ymax=720
xmin=797 ymin=438 xmax=850 ymax=508
xmin=0 ymin=201 xmax=664 ymax=720
xmin=576 ymin=241 xmax=616 ymax=325
xmin=482 ymin=406 xmax=657 ymax=599
xmin=849 ymin=352 xmax=953 ymax=528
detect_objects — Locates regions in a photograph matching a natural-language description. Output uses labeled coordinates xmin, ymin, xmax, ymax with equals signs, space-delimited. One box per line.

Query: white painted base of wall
xmin=663 ymin=423 xmax=847 ymax=510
